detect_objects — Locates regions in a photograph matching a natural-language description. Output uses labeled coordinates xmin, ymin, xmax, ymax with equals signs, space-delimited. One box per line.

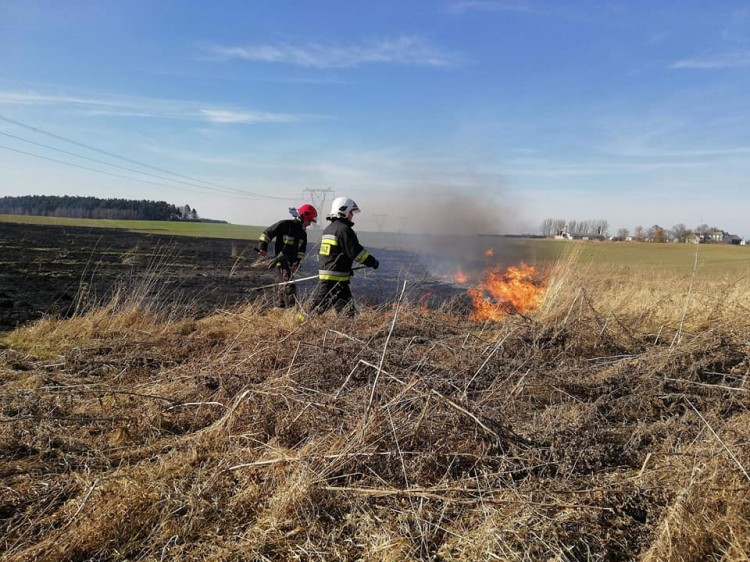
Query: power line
xmin=0 ymin=143 xmax=211 ymax=193
xmin=0 ymin=114 xmax=238 ymax=190
xmin=0 ymin=130 xmax=272 ymax=199
xmin=0 ymin=113 xmax=296 ymax=201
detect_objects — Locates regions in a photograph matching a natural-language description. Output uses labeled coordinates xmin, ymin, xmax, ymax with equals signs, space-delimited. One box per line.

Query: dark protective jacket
xmin=258 ymin=218 xmax=307 ymax=266
xmin=317 ymin=218 xmax=377 ymax=282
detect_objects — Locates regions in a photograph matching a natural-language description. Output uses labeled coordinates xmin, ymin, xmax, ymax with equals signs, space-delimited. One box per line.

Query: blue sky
xmin=2 ymin=1 xmax=750 ymax=236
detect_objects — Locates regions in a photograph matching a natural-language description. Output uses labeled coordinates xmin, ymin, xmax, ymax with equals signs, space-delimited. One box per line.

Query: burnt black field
xmin=0 ymin=222 xmax=475 ymax=330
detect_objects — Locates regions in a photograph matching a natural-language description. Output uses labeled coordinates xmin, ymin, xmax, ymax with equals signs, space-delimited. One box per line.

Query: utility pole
xmin=374 ymin=214 xmax=387 ymax=232
xmin=303 ymin=188 xmax=334 ymax=226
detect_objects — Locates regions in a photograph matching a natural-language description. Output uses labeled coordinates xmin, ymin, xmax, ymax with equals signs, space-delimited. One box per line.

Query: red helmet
xmin=297 ymin=204 xmax=318 ymax=223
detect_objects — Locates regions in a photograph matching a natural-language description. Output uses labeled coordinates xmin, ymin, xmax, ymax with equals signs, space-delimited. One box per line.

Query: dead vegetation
xmin=1 ymin=251 xmax=749 ymax=561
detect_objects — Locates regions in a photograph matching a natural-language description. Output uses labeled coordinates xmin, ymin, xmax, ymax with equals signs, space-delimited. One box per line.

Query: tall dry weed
xmin=2 ymin=250 xmax=750 ymax=560
xmin=538 ymin=243 xmax=750 ymax=341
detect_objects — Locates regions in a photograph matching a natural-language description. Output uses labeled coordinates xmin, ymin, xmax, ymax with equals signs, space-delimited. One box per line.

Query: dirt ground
xmin=0 ymin=222 xmax=464 ymax=331
xmin=0 ymin=222 xmax=264 ymax=330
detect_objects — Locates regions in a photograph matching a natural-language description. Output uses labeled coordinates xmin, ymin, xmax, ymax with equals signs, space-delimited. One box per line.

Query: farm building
xmin=554 ymin=231 xmax=605 ymax=241
xmin=686 ymin=230 xmax=742 ymax=244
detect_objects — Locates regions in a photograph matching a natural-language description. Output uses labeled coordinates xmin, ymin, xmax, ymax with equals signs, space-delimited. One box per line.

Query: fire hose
xmin=248 ymin=266 xmax=366 ymax=292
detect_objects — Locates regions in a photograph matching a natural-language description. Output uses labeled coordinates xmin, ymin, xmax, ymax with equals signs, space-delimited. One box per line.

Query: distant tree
xmin=694 ymin=223 xmax=711 ymax=235
xmin=648 ymin=225 xmax=667 ymax=243
xmin=541 ymin=218 xmax=566 ymax=237
xmin=0 ymin=195 xmax=183 ymax=221
xmin=617 ymin=228 xmax=629 ymax=240
xmin=541 ymin=218 xmax=555 ymax=237
xmin=594 ymin=219 xmax=609 ymax=237
xmin=633 ymin=225 xmax=645 ymax=241
xmin=671 ymin=223 xmax=691 ymax=243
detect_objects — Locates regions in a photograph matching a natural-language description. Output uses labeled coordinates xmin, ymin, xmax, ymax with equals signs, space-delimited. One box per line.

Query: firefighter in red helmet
xmin=257 ymin=204 xmax=318 ymax=308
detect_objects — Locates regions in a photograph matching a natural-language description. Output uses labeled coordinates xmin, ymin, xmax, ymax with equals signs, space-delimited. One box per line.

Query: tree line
xmin=540 ymin=218 xmax=610 ymax=237
xmin=617 ymin=223 xmax=729 ymax=243
xmin=0 ymin=195 xmax=190 ymax=221
xmin=542 ymin=218 xmax=735 ymax=243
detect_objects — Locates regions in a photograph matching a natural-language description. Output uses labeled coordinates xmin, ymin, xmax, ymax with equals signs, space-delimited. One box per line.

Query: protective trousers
xmin=275 ymin=265 xmax=296 ymax=308
xmin=310 ymin=280 xmax=355 ymax=316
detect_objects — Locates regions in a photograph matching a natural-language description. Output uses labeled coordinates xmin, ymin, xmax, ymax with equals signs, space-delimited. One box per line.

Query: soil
xmin=0 ymin=222 xmax=465 ymax=331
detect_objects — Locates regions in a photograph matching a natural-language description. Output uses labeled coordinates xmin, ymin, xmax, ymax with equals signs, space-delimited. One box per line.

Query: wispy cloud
xmin=0 ymin=91 xmax=122 ymax=108
xmin=445 ymin=1 xmax=532 ymax=14
xmin=671 ymin=51 xmax=750 ymax=69
xmin=505 ymin=157 xmax=708 ymax=178
xmin=205 ymin=36 xmax=460 ymax=68
xmin=144 ymin=67 xmax=350 ymax=85
xmin=0 ymin=90 xmax=314 ymax=124
xmin=199 ymin=109 xmax=310 ymax=124
xmin=606 ymin=146 xmax=750 ymax=159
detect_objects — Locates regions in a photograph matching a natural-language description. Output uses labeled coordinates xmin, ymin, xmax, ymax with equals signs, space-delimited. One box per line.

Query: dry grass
xmin=1 ymin=250 xmax=750 ymax=561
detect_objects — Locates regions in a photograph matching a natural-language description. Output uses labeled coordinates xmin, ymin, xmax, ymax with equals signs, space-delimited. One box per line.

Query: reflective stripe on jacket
xmin=317 ymin=218 xmax=375 ymax=281
xmin=258 ymin=218 xmax=307 ymax=265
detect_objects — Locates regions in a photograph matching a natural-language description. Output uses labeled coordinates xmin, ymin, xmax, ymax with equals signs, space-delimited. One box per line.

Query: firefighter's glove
xmin=370 ymin=258 xmax=379 ymax=270
xmin=258 ymin=249 xmax=267 ymax=257
xmin=273 ymin=255 xmax=290 ymax=270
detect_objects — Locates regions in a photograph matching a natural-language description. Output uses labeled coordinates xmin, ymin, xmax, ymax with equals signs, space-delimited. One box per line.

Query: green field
xmin=552 ymin=239 xmax=750 ymax=275
xmin=2 ymin=214 xmax=748 ymax=275
xmin=0 ymin=214 xmax=264 ymax=240
xmin=378 ymin=232 xmax=750 ymax=276
xmin=473 ymin=237 xmax=749 ymax=275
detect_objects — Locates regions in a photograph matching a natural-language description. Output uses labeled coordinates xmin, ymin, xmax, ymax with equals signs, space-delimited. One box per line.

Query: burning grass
xmin=468 ymin=263 xmax=548 ymax=321
xmin=1 ymin=251 xmax=750 ymax=561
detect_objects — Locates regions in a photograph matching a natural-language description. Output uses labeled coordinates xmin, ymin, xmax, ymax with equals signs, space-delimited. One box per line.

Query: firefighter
xmin=310 ymin=197 xmax=379 ymax=316
xmin=257 ymin=204 xmax=317 ymax=308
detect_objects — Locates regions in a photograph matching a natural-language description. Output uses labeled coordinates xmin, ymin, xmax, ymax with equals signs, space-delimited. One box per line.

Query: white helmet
xmin=329 ymin=196 xmax=360 ymax=218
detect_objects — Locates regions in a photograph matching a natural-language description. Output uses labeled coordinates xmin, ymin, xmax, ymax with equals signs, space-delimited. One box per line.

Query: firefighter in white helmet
xmin=310 ymin=197 xmax=379 ymax=316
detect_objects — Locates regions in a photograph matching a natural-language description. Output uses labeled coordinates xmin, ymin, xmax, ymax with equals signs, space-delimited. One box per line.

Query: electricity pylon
xmin=303 ymin=188 xmax=334 ymax=228
xmin=374 ymin=214 xmax=387 ymax=232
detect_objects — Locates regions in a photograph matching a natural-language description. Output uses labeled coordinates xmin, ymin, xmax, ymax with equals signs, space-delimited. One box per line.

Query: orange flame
xmin=454 ymin=268 xmax=468 ymax=284
xmin=484 ymin=248 xmax=494 ymax=257
xmin=468 ymin=263 xmax=547 ymax=321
